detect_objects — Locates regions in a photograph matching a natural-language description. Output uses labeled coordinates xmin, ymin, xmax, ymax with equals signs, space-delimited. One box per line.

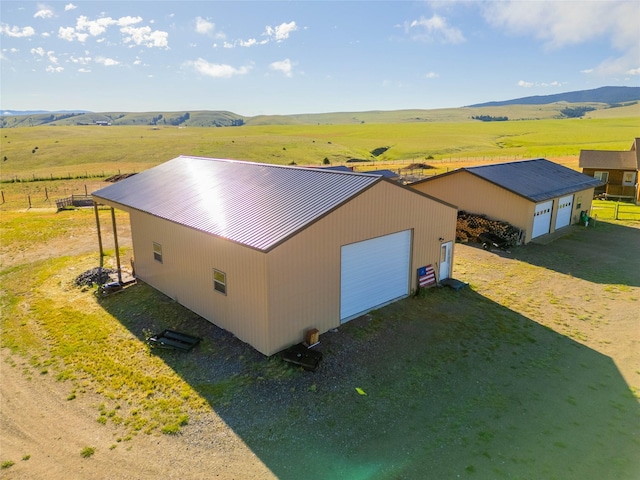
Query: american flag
xmin=418 ymin=265 xmax=436 ymax=287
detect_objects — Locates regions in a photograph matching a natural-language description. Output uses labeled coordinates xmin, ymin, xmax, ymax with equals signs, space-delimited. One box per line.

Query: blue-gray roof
xmin=464 ymin=159 xmax=603 ymax=202
xmin=366 ymin=169 xmax=399 ymax=178
xmin=93 ymin=156 xmax=382 ymax=252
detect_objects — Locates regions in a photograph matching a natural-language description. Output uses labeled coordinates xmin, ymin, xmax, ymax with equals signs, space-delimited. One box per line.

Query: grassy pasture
xmin=1 ymin=112 xmax=639 ymax=477
xmin=1 ymin=210 xmax=638 ymax=478
xmin=2 ymin=116 xmax=638 ymax=181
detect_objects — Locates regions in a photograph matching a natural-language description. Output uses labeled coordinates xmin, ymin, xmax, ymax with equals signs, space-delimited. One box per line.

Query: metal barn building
xmin=410 ymin=159 xmax=603 ymax=244
xmin=93 ymin=156 xmax=457 ymax=356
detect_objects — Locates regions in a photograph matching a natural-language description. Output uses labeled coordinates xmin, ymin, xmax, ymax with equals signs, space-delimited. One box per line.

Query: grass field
xmin=2 ymin=116 xmax=638 ymax=181
xmin=1 ymin=114 xmax=639 ymax=478
xmin=1 ymin=208 xmax=638 ymax=479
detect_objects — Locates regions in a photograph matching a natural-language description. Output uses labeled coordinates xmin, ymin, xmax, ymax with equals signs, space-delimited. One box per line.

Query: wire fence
xmin=591 ymin=201 xmax=640 ymax=221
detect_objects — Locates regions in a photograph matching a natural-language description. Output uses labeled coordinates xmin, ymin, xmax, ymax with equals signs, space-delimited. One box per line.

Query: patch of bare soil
xmin=0 ymin=354 xmax=275 ymax=479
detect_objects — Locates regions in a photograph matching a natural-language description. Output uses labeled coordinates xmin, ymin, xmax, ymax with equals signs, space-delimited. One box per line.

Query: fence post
xmin=615 ymin=202 xmax=619 ymax=220
xmin=28 ymin=195 xmax=32 ymax=209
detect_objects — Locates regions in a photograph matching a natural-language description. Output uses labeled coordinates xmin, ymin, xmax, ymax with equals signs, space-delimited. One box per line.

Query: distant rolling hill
xmin=468 ymin=86 xmax=640 ymax=107
xmin=1 ymin=86 xmax=638 ymax=128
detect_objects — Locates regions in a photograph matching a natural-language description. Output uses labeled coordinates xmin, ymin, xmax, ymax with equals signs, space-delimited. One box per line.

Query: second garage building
xmin=93 ymin=156 xmax=457 ymax=356
xmin=410 ymin=158 xmax=603 ymax=244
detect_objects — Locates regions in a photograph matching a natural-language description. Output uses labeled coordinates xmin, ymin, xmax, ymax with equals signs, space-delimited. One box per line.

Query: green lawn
xmin=590 ymin=200 xmax=640 ymax=223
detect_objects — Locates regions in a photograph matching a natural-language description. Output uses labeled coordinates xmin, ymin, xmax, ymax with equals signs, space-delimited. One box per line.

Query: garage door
xmin=340 ymin=230 xmax=411 ymax=323
xmin=554 ymin=194 xmax=574 ymax=230
xmin=532 ymin=200 xmax=553 ymax=239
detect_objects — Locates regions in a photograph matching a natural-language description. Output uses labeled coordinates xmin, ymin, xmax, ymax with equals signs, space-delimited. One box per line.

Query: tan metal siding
xmin=411 ymin=174 xmax=597 ymax=244
xmin=265 ymin=181 xmax=457 ymax=354
xmin=128 ymin=210 xmax=271 ymax=354
xmin=411 ymin=171 xmax=534 ymax=241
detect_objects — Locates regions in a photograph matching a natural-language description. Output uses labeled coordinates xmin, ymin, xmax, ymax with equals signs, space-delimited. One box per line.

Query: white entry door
xmin=439 ymin=241 xmax=452 ymax=281
xmin=532 ymin=200 xmax=553 ymax=238
xmin=340 ymin=230 xmax=411 ymax=323
xmin=554 ymin=194 xmax=574 ymax=230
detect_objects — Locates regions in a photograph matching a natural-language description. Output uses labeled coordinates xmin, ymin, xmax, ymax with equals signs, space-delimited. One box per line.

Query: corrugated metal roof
xmin=93 ymin=156 xmax=381 ymax=251
xmin=579 ymin=150 xmax=640 ymax=170
xmin=465 ymin=158 xmax=604 ymax=202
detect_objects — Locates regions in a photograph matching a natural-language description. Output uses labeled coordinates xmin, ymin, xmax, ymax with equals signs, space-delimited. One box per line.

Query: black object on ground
xmin=282 ymin=343 xmax=323 ymax=371
xmin=98 ymin=281 xmax=124 ymax=296
xmin=478 ymin=231 xmax=510 ymax=252
xmin=441 ymin=278 xmax=468 ymax=291
xmin=146 ymin=329 xmax=202 ymax=352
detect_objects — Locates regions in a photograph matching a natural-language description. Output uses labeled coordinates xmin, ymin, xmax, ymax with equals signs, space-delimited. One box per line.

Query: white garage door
xmin=554 ymin=194 xmax=574 ymax=230
xmin=340 ymin=230 xmax=411 ymax=323
xmin=532 ymin=200 xmax=553 ymax=239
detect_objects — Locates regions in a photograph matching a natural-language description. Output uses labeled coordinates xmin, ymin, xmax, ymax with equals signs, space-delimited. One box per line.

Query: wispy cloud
xmin=95 ymin=56 xmax=120 ymax=66
xmin=1 ymin=24 xmax=36 ymax=38
xmin=270 ymin=58 xmax=294 ymax=77
xmin=187 ymin=57 xmax=251 ymax=78
xmin=34 ymin=5 xmax=54 ymax=19
xmin=65 ymin=3 xmax=77 ymax=12
xmin=484 ymin=0 xmax=639 ymax=76
xmin=46 ymin=65 xmax=64 ymax=73
xmin=195 ymin=16 xmax=214 ymax=35
xmin=518 ymin=80 xmax=565 ymax=88
xmin=406 ymin=14 xmax=465 ymax=44
xmin=424 ymin=72 xmax=439 ymax=79
xmin=264 ymin=21 xmax=298 ymax=42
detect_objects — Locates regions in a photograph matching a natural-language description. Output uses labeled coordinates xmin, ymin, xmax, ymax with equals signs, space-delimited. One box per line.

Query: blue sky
xmin=1 ymin=0 xmax=639 ymax=116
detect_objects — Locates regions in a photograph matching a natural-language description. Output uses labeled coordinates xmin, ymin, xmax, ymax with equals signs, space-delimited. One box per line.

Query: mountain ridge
xmin=467 ymin=86 xmax=640 ymax=107
xmin=2 ymin=86 xmax=638 ymax=128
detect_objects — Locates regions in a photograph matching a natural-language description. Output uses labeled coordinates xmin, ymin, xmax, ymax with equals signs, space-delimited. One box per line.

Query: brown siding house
xmin=579 ymin=138 xmax=640 ymax=204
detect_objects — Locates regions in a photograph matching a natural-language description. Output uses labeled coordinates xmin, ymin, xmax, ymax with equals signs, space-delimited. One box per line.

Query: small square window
xmin=153 ymin=242 xmax=163 ymax=263
xmin=213 ymin=269 xmax=227 ymax=295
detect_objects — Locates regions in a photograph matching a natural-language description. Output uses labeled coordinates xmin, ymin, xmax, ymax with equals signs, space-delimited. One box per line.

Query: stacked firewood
xmin=456 ymin=211 xmax=523 ymax=247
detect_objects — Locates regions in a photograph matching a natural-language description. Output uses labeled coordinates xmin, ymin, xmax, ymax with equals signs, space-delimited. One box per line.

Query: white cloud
xmin=239 ymin=38 xmax=257 ymax=47
xmin=34 ymin=6 xmax=54 ymax=19
xmin=223 ymin=41 xmax=234 ymax=49
xmin=1 ymin=24 xmax=36 ymax=38
xmin=195 ymin=16 xmax=214 ymax=35
xmin=484 ymin=1 xmax=639 ymax=76
xmin=58 ymin=14 xmax=168 ymax=48
xmin=31 ymin=47 xmax=46 ymax=56
xmin=270 ymin=58 xmax=294 ymax=77
xmin=187 ymin=57 xmax=251 ymax=78
xmin=264 ymin=21 xmax=298 ymax=42
xmin=78 ymin=68 xmax=90 ymax=73
xmin=627 ymin=67 xmax=640 ymax=76
xmin=46 ymin=65 xmax=64 ymax=73
xmin=65 ymin=3 xmax=77 ymax=11
xmin=518 ymin=80 xmax=565 ymax=88
xmin=95 ymin=56 xmax=120 ymax=66
xmin=69 ymin=55 xmax=91 ymax=64
xmin=424 ymin=72 xmax=439 ymax=79
xmin=406 ymin=14 xmax=465 ymax=44
xmin=121 ymin=25 xmax=169 ymax=48
xmin=75 ymin=15 xmax=116 ymax=36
